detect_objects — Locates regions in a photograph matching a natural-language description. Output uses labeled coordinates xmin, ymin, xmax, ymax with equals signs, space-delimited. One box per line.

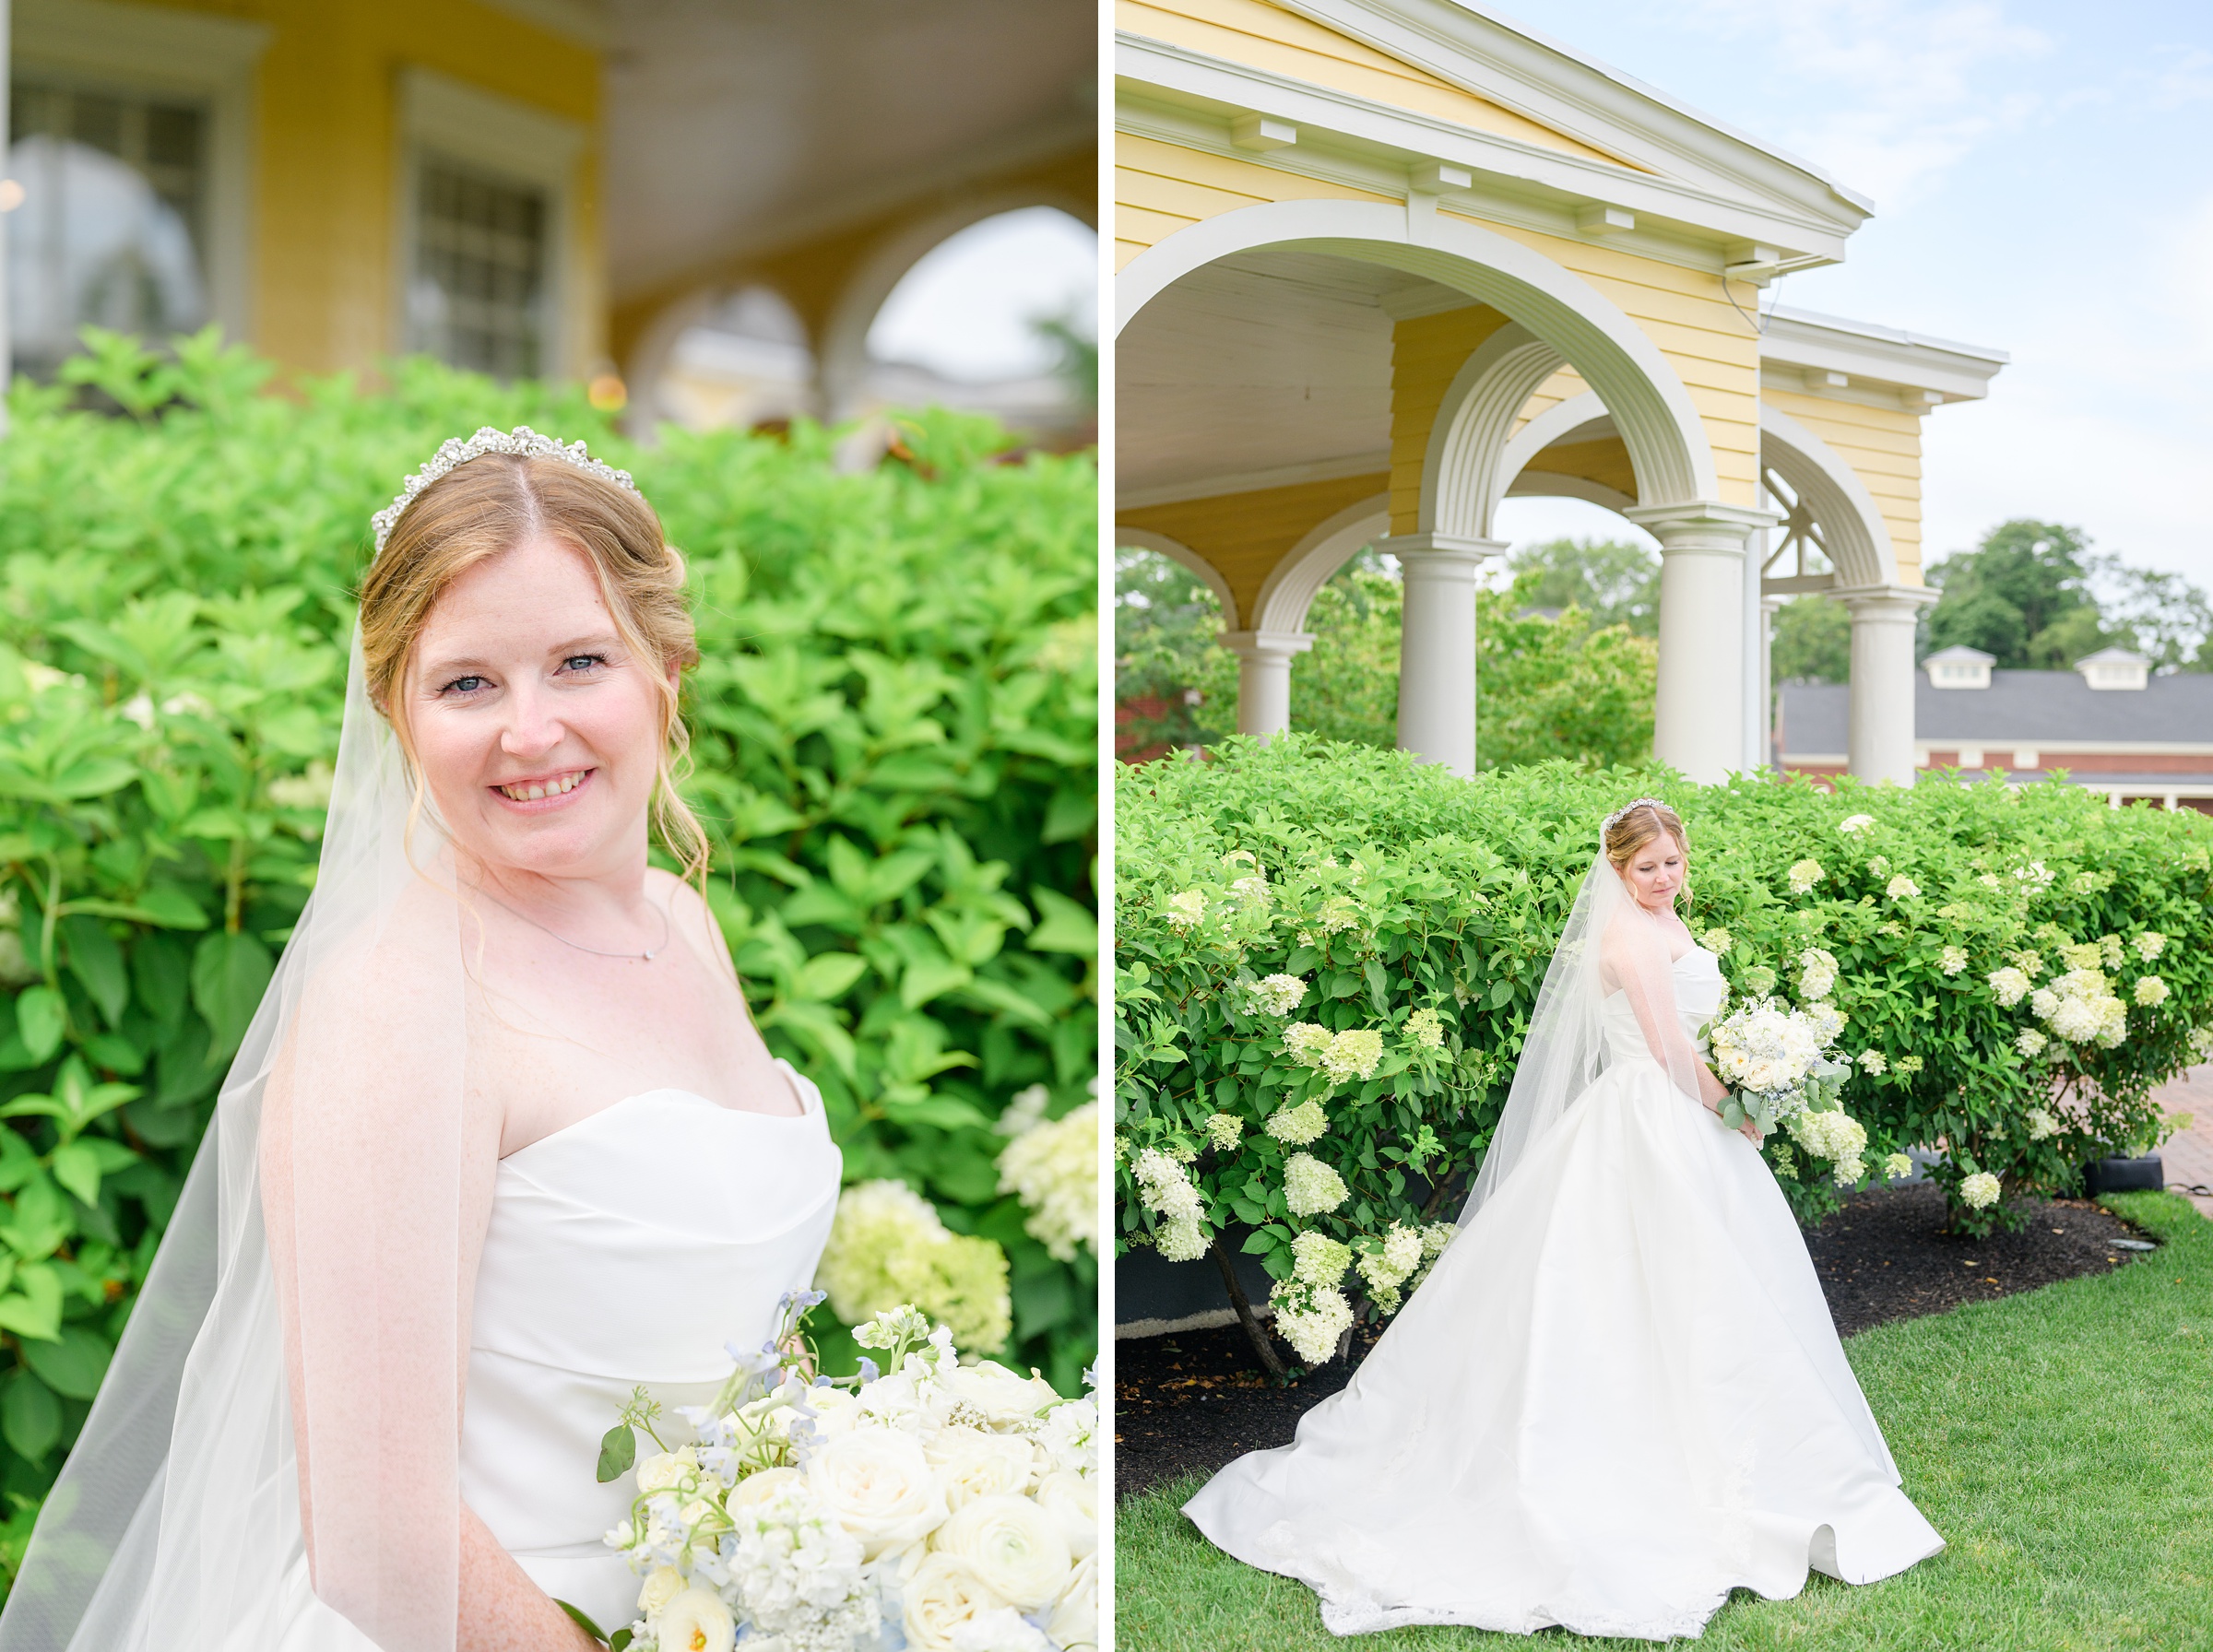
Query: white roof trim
xmin=1761 ymin=305 xmax=2008 ymax=405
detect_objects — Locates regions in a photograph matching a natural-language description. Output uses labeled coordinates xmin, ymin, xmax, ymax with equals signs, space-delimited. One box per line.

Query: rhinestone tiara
xmin=1601 ymin=796 xmax=1675 ymax=839
xmin=370 ymin=425 xmax=641 ymax=555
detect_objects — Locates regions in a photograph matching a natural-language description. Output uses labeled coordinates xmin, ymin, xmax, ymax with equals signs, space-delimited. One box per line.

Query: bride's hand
xmin=1736 ymin=1117 xmax=1763 ymax=1147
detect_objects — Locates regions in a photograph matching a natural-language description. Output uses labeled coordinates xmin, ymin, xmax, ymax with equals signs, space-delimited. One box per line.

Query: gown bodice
xmin=1601 ymin=946 xmax=1725 ymax=1067
xmin=459 ymin=1059 xmax=842 ymax=1631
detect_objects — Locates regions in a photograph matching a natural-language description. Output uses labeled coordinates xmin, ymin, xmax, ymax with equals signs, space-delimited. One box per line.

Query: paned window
xmin=407 ymin=155 xmax=548 ymax=380
xmin=7 ymin=77 xmax=210 ymax=376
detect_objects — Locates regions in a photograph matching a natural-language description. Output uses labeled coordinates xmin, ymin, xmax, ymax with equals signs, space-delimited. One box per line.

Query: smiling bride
xmin=0 ymin=430 xmax=840 ymax=1651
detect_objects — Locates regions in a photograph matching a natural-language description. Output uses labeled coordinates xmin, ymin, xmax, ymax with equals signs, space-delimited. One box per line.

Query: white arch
xmin=1420 ymin=324 xmax=1566 ymax=539
xmin=1249 ymin=492 xmax=1392 ymax=634
xmin=621 ymin=286 xmax=728 ymax=441
xmin=1758 ymin=403 xmax=1898 ymax=589
xmin=1114 ymin=526 xmax=1238 ymax=623
xmin=1497 ymin=390 xmax=1637 ymax=513
xmin=821 ymin=190 xmax=1097 ymax=421
xmin=1115 ymin=199 xmax=1717 ymax=509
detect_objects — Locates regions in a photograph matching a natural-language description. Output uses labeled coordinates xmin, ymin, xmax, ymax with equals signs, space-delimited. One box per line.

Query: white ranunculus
xmin=904 ymin=1552 xmax=1011 ymax=1652
xmin=656 ymin=1587 xmax=736 ymax=1652
xmin=929 ymin=1493 xmax=1073 ymax=1611
xmin=635 ymin=1446 xmax=700 ymax=1495
xmin=930 ymin=1425 xmax=1036 ymax=1507
xmin=728 ymin=1465 xmax=808 ymax=1509
xmin=807 ymin=1426 xmax=949 ymax=1558
xmin=1048 ymin=1552 xmax=1098 ymax=1651
xmin=941 ymin=1361 xmax=1058 ymax=1427
xmin=950 ymin=1605 xmax=1054 ymax=1652
xmin=1033 ymin=1468 xmax=1097 ymax=1559
xmin=637 ymin=1564 xmax=686 ymax=1617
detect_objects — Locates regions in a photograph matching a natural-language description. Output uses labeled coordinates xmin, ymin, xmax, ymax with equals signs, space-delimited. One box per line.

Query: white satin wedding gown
xmin=264 ymin=1061 xmax=842 ymax=1646
xmin=1185 ymin=948 xmax=1943 ymax=1640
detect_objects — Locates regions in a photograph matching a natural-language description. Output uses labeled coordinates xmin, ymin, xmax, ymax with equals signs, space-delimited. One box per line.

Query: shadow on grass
xmin=1113 ymin=1194 xmax=2213 ymax=1652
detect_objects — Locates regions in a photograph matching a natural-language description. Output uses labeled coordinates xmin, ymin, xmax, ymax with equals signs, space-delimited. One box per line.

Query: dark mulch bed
xmin=1113 ymin=1183 xmax=2154 ymax=1500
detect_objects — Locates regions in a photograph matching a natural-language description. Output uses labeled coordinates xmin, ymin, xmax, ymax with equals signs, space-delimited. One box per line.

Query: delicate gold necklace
xmin=476 ymin=888 xmax=671 ymax=962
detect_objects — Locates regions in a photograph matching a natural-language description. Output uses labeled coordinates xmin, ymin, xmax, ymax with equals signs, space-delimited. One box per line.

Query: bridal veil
xmin=0 ymin=631 xmax=471 ymax=1651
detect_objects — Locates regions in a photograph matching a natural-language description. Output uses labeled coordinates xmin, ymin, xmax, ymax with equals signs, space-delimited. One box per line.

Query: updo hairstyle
xmin=356 ymin=453 xmax=709 ymax=882
xmin=1603 ymin=800 xmax=1689 ymax=904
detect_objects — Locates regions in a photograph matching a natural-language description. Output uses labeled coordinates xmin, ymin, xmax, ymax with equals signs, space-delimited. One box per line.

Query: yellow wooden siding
xmin=1514 ymin=363 xmax=1592 ymax=435
xmin=1118 ymin=0 xmax=1642 ymax=171
xmin=1387 ymin=306 xmax=1509 ymax=532
xmin=1520 ymin=436 xmax=1637 ymax=500
xmin=1118 ymin=472 xmax=1391 ymax=624
xmin=1115 ymin=133 xmax=1395 ymax=268
xmin=147 ymin=0 xmax=600 ymax=377
xmin=1759 ymin=387 xmax=1924 ymax=584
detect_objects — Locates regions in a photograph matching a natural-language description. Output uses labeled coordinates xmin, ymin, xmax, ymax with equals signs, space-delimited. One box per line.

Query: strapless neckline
xmin=503 ymin=1060 xmax=820 ymax=1162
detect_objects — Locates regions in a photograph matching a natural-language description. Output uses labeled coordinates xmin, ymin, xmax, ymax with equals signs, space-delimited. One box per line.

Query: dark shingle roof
xmin=1781 ymin=670 xmax=2213 ymax=755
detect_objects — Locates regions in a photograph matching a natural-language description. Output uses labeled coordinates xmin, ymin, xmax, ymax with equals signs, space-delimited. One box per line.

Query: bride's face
xmin=1616 ymin=832 xmax=1686 ymax=913
xmin=403 ymin=536 xmax=673 ymax=881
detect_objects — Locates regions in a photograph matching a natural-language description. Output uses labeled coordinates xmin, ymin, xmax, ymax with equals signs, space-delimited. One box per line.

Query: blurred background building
xmin=2 ymin=0 xmax=1097 ymax=446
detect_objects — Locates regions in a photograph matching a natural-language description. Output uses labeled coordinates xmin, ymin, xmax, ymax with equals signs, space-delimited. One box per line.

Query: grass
xmin=1113 ymin=1193 xmax=2213 ymax=1652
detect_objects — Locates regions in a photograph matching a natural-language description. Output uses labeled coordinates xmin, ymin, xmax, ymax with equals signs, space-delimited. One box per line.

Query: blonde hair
xmin=357 ymin=452 xmax=709 ymax=885
xmin=1603 ymin=800 xmax=1689 ymax=903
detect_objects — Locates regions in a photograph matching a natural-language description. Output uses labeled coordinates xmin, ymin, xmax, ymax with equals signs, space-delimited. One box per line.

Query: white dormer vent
xmin=1924 ymin=645 xmax=1994 ymax=690
xmin=2076 ymin=647 xmax=2148 ymax=690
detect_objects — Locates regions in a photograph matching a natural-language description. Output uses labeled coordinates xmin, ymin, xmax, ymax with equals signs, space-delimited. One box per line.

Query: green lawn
xmin=1114 ymin=1194 xmax=2213 ymax=1652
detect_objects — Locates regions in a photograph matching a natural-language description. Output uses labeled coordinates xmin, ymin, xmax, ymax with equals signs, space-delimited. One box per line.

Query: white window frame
xmin=8 ymin=0 xmax=270 ymax=358
xmin=394 ymin=67 xmax=586 ymax=381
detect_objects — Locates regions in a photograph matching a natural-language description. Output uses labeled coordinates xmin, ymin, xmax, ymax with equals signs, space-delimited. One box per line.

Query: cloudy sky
xmin=868 ymin=206 xmax=1098 ymax=384
xmin=1484 ymin=0 xmax=2213 ymax=591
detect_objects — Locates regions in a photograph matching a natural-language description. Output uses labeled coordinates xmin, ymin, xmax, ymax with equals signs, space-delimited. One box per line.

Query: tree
xmin=1770 ymin=595 xmax=1850 ymax=684
xmin=2094 ymin=560 xmax=2213 ymax=672
xmin=1475 ymin=579 xmax=1657 ymax=769
xmin=1505 ymin=537 xmax=1660 ymax=636
xmin=1288 ymin=556 xmax=1401 ymax=748
xmin=1114 ymin=549 xmax=1235 ymax=750
xmin=1924 ymin=520 xmax=2102 ymax=667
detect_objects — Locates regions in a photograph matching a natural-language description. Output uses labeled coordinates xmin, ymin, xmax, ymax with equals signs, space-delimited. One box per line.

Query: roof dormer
xmin=1924 ymin=645 xmax=1994 ymax=690
xmin=2076 ymin=647 xmax=2148 ymax=690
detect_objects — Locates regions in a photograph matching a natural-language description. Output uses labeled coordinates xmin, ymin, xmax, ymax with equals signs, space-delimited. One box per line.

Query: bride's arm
xmin=1601 ymin=921 xmax=1733 ymax=1114
xmin=460 ymin=1507 xmax=599 ymax=1651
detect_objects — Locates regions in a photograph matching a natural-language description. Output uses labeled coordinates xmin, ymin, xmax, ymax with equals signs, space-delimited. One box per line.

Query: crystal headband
xmin=1601 ymin=797 xmax=1675 ymax=840
xmin=370 ymin=425 xmax=641 ymax=556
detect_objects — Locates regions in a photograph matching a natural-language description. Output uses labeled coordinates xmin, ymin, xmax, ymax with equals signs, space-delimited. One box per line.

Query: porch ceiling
xmin=601 ymin=0 xmax=1095 ymax=304
xmin=1118 ymin=249 xmax=1460 ymax=499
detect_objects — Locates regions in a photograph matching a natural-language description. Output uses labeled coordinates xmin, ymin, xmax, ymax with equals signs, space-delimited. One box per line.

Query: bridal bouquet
xmin=580 ymin=1292 xmax=1096 ymax=1652
xmin=1706 ymin=996 xmax=1852 ymax=1138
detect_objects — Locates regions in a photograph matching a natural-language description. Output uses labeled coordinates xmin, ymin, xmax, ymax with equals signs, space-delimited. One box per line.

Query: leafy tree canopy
xmin=1923 ymin=519 xmax=2212 ymax=671
xmin=1505 ymin=537 xmax=1659 ymax=637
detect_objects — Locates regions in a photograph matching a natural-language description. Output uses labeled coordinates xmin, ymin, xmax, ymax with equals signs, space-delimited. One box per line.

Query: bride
xmin=0 ymin=431 xmax=841 ymax=1650
xmin=1184 ymin=799 xmax=1944 ymax=1640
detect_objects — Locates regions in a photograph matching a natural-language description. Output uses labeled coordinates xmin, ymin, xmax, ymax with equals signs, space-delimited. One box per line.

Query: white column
xmin=1216 ymin=630 xmax=1314 ymax=737
xmin=1375 ymin=531 xmax=1503 ymax=775
xmin=1743 ymin=525 xmax=1769 ymax=770
xmin=1623 ymin=502 xmax=1773 ymax=785
xmin=1758 ymin=595 xmax=1782 ymax=767
xmin=1833 ymin=584 xmax=1938 ymax=785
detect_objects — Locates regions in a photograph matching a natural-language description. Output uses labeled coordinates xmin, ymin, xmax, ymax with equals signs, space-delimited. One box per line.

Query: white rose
xmin=636 ymin=1446 xmax=699 ymax=1494
xmin=808 ymin=1425 xmax=949 ymax=1557
xmin=929 ymin=1425 xmax=1035 ymax=1507
xmin=806 ymin=1384 xmax=868 ymax=1438
xmin=656 ymin=1588 xmax=736 ymax=1652
xmin=929 ymin=1493 xmax=1071 ymax=1611
xmin=1033 ymin=1468 xmax=1096 ymax=1559
xmin=904 ymin=1552 xmax=1011 ymax=1652
xmin=941 ymin=1362 xmax=1058 ymax=1427
xmin=637 ymin=1564 xmax=686 ymax=1617
xmin=950 ymin=1605 xmax=1054 ymax=1652
xmin=1048 ymin=1553 xmax=1097 ymax=1651
xmin=728 ymin=1465 xmax=808 ymax=1510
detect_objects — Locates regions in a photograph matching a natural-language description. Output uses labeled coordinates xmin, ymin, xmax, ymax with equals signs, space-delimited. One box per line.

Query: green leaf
xmin=15 ymin=986 xmax=66 ymax=1064
xmin=595 ymin=1423 xmax=635 ymax=1484
xmin=1 ymin=1371 xmax=61 ymax=1462
xmin=134 ymin=886 xmax=209 ymax=929
xmin=1026 ymin=888 xmax=1097 ymax=958
xmin=20 ymin=1325 xmax=112 ymax=1398
xmin=553 ymin=1600 xmax=609 ymax=1645
xmin=62 ymin=915 xmax=128 ymax=1028
xmin=880 ymin=1092 xmax=994 ymax=1132
xmin=49 ymin=1141 xmax=102 ymax=1205
xmin=793 ymin=952 xmax=869 ymax=1002
xmin=190 ymin=930 xmax=274 ymax=1060
xmin=0 ymin=1265 xmax=65 ymax=1342
xmin=900 ymin=955 xmax=972 ymax=1009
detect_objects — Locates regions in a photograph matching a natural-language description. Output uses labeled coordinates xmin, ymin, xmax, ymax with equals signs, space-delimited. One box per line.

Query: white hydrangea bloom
xmin=1269 ymin=1280 xmax=1353 ymax=1364
xmin=1283 ymin=1152 xmax=1349 ymax=1217
xmin=2015 ymin=1028 xmax=2048 ymax=1057
xmin=1799 ymin=948 xmax=1840 ymax=1001
xmin=2035 ymin=967 xmax=2128 ymax=1047
xmin=1130 ymin=1150 xmax=1208 ymax=1262
xmin=723 ymin=1482 xmax=879 ymax=1652
xmin=1769 ymin=1143 xmax=1796 ymax=1178
xmin=1788 ymin=859 xmax=1824 ymax=894
xmin=2025 ymin=1107 xmax=2058 ymax=1141
xmin=1987 ymin=967 xmax=2030 ymax=1008
xmin=1282 ymin=1023 xmax=1332 ymax=1064
xmin=2013 ymin=861 xmax=2054 ymax=894
xmin=1246 ymin=974 xmax=1308 ymax=1017
xmin=1264 ymin=1101 xmax=1329 ymax=1147
xmin=1352 ymin=1222 xmax=1426 ymax=1313
xmin=1403 ymin=1008 xmax=1445 ymax=1049
xmin=1895 ymin=1055 xmax=1923 ymax=1074
xmin=1228 ymin=873 xmax=1272 ymax=911
xmin=996 ymin=1102 xmax=1098 ymax=1261
xmin=2059 ymin=941 xmax=2103 ymax=973
xmin=1203 ymin=1114 xmax=1243 ymax=1152
xmin=1866 ymin=856 xmax=1891 ymax=879
xmin=2136 ymin=975 xmax=2170 ymax=1008
xmin=2135 ymin=932 xmax=2167 ymax=962
xmin=2098 ymin=934 xmax=2126 ymax=971
xmin=1883 ymin=1151 xmax=1914 ymax=1181
xmin=1857 ymin=1050 xmax=1888 ymax=1075
xmin=1885 ymin=875 xmax=1921 ymax=901
xmin=1290 ymin=1230 xmax=1352 ymax=1289
xmin=1318 ymin=1029 xmax=1385 ymax=1084
xmin=1313 ymin=896 xmax=1360 ymax=935
xmin=1830 ymin=1155 xmax=1864 ymax=1187
xmin=1803 ymin=1001 xmax=1846 ymax=1045
xmin=1165 ymin=891 xmax=1205 ymax=931
xmin=1838 ymin=814 xmax=1875 ymax=834
xmin=1420 ymin=1222 xmax=1456 ymax=1259
xmin=1959 ymin=1171 xmax=2001 ymax=1210
xmin=2008 ymin=949 xmax=2046 ymax=980
xmin=2193 ymin=1027 xmax=2213 ymax=1061
xmin=1787 ymin=1106 xmax=1867 ymax=1164
xmin=1699 ymin=928 xmax=1734 ymax=955
xmin=1939 ymin=947 xmax=1969 ymax=976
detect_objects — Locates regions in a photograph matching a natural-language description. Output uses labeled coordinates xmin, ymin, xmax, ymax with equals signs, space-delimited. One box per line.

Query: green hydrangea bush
xmin=0 ymin=330 xmax=1097 ymax=1580
xmin=1115 ymin=736 xmax=2213 ymax=1365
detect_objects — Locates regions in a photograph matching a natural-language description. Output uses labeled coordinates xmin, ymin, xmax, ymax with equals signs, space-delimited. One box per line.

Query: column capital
xmin=1831 ymin=582 xmax=1941 ymax=619
xmin=1623 ymin=499 xmax=1780 ymax=553
xmin=1216 ymin=629 xmax=1316 ymax=664
xmin=1376 ymin=532 xmax=1508 ymax=572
